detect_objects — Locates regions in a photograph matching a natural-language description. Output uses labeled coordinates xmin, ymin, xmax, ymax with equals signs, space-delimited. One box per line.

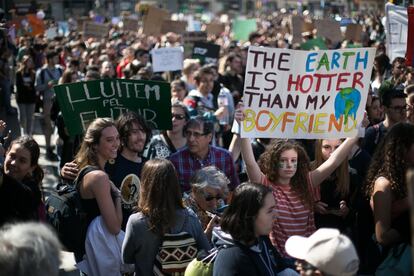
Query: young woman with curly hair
xmin=365 ymin=122 xmax=414 ymax=248
xmin=122 ymin=159 xmax=210 ymax=276
xmin=236 ymin=107 xmax=362 ymax=258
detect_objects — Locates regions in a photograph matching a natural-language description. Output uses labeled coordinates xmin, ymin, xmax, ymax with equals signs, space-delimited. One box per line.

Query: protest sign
xmin=151 ymin=47 xmax=184 ymax=72
xmin=11 ymin=15 xmax=43 ymax=37
xmin=232 ymin=19 xmax=257 ymax=41
xmin=344 ymin=24 xmax=362 ymax=42
xmin=205 ymin=23 xmax=225 ymax=35
xmin=291 ymin=15 xmax=304 ymax=44
xmin=161 ymin=20 xmax=188 ymax=34
xmin=192 ymin=42 xmax=221 ymax=65
xmin=54 ymin=79 xmax=172 ymax=136
xmin=83 ymin=21 xmax=109 ymax=39
xmin=407 ymin=6 xmax=414 ymax=67
xmin=142 ymin=6 xmax=169 ymax=36
xmin=123 ymin=18 xmax=139 ymax=32
xmin=183 ymin=31 xmax=208 ymax=57
xmin=315 ymin=19 xmax=342 ymax=43
xmin=241 ymin=46 xmax=376 ymax=139
xmin=46 ymin=27 xmax=58 ymax=40
xmin=386 ymin=2 xmax=408 ymax=63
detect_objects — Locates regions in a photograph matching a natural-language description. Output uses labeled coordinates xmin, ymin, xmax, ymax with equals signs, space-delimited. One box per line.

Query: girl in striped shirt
xmin=236 ymin=107 xmax=363 ymax=260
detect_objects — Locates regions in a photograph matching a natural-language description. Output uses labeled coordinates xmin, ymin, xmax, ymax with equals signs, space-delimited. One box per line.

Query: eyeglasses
xmin=184 ymin=130 xmax=208 ymax=138
xmin=389 ymin=105 xmax=407 ymax=112
xmin=204 ymin=195 xmax=222 ymax=202
xmin=172 ymin=114 xmax=186 ymax=120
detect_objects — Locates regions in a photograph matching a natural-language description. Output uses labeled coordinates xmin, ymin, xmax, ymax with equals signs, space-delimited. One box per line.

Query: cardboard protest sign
xmin=82 ymin=21 xmax=109 ymax=39
xmin=183 ymin=31 xmax=208 ymax=58
xmin=161 ymin=20 xmax=188 ymax=34
xmin=192 ymin=42 xmax=221 ymax=65
xmin=205 ymin=23 xmax=225 ymax=35
xmin=232 ymin=19 xmax=257 ymax=41
xmin=241 ymin=46 xmax=376 ymax=139
xmin=142 ymin=6 xmax=169 ymax=36
xmin=151 ymin=47 xmax=184 ymax=72
xmin=386 ymin=2 xmax=408 ymax=63
xmin=291 ymin=16 xmax=304 ymax=44
xmin=13 ymin=14 xmax=45 ymax=36
xmin=123 ymin=18 xmax=139 ymax=32
xmin=315 ymin=19 xmax=342 ymax=43
xmin=344 ymin=24 xmax=362 ymax=42
xmin=54 ymin=79 xmax=172 ymax=136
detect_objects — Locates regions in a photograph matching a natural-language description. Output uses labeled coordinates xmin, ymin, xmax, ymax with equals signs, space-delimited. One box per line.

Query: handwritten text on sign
xmin=241 ymin=46 xmax=376 ymax=139
xmin=54 ymin=78 xmax=172 ymax=136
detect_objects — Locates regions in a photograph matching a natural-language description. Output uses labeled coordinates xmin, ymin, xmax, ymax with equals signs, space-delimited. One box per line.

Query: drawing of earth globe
xmin=334 ymin=87 xmax=361 ymax=124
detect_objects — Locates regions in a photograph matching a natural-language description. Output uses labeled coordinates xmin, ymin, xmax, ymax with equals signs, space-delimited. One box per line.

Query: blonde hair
xmin=75 ymin=118 xmax=115 ymax=169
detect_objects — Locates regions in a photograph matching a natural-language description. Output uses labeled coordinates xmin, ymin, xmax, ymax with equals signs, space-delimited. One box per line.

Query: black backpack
xmin=45 ymin=166 xmax=98 ymax=255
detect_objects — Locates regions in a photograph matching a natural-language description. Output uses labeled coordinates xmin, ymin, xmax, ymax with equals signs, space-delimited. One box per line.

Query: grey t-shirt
xmin=122 ymin=208 xmax=211 ymax=276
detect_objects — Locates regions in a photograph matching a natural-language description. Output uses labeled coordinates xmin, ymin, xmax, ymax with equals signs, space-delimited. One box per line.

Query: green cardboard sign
xmin=54 ymin=78 xmax=172 ymax=136
xmin=232 ymin=19 xmax=257 ymax=41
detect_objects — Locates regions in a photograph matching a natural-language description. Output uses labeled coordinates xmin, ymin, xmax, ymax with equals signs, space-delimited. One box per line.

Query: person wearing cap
xmin=285 ymin=228 xmax=359 ymax=276
xmin=362 ymin=81 xmax=407 ymax=156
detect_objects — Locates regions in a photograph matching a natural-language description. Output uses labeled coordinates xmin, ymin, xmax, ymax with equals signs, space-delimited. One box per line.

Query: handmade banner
xmin=161 ymin=20 xmax=188 ymax=34
xmin=385 ymin=2 xmax=408 ymax=63
xmin=151 ymin=47 xmax=184 ymax=72
xmin=192 ymin=42 xmax=220 ymax=65
xmin=344 ymin=24 xmax=362 ymax=42
xmin=315 ymin=19 xmax=342 ymax=44
xmin=83 ymin=21 xmax=109 ymax=39
xmin=142 ymin=6 xmax=169 ymax=36
xmin=183 ymin=31 xmax=208 ymax=57
xmin=241 ymin=46 xmax=376 ymax=139
xmin=54 ymin=79 xmax=172 ymax=136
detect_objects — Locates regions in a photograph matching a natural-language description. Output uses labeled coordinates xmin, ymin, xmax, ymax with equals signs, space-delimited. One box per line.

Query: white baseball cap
xmin=285 ymin=228 xmax=359 ymax=276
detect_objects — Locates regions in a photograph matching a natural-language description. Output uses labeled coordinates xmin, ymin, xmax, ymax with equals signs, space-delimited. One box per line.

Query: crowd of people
xmin=0 ymin=5 xmax=413 ymax=276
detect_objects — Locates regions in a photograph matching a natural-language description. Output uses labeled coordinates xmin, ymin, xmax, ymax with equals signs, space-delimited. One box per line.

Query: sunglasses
xmin=172 ymin=114 xmax=186 ymax=120
xmin=204 ymin=195 xmax=222 ymax=202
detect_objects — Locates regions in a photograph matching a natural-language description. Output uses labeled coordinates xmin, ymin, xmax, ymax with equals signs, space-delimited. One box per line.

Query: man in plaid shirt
xmin=169 ymin=116 xmax=239 ymax=193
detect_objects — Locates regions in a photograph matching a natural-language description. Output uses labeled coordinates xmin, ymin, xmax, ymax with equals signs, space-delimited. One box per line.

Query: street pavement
xmin=1 ymin=96 xmax=79 ymax=276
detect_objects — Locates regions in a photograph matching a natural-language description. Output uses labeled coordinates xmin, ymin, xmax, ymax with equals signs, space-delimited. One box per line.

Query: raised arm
xmin=309 ymin=137 xmax=358 ymax=187
xmin=234 ymin=105 xmax=262 ymax=183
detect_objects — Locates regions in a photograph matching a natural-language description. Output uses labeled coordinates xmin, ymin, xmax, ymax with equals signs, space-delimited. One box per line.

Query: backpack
xmin=45 ymin=166 xmax=98 ymax=255
xmin=153 ymin=215 xmax=198 ymax=276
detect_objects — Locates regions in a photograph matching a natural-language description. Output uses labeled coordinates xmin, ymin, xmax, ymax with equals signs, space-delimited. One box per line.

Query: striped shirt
xmin=262 ymin=174 xmax=316 ymax=257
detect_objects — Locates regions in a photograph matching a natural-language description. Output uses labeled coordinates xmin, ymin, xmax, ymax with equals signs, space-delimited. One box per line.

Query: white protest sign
xmin=151 ymin=47 xmax=184 ymax=72
xmin=46 ymin=27 xmax=58 ymax=39
xmin=241 ymin=46 xmax=376 ymax=139
xmin=385 ymin=2 xmax=408 ymax=63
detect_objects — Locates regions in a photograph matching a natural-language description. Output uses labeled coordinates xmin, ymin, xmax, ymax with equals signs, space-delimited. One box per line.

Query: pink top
xmin=261 ymin=174 xmax=316 ymax=257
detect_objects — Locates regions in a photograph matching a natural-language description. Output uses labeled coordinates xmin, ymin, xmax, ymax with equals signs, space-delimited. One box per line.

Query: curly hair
xmin=365 ymin=123 xmax=414 ymax=200
xmin=258 ymin=139 xmax=312 ymax=207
